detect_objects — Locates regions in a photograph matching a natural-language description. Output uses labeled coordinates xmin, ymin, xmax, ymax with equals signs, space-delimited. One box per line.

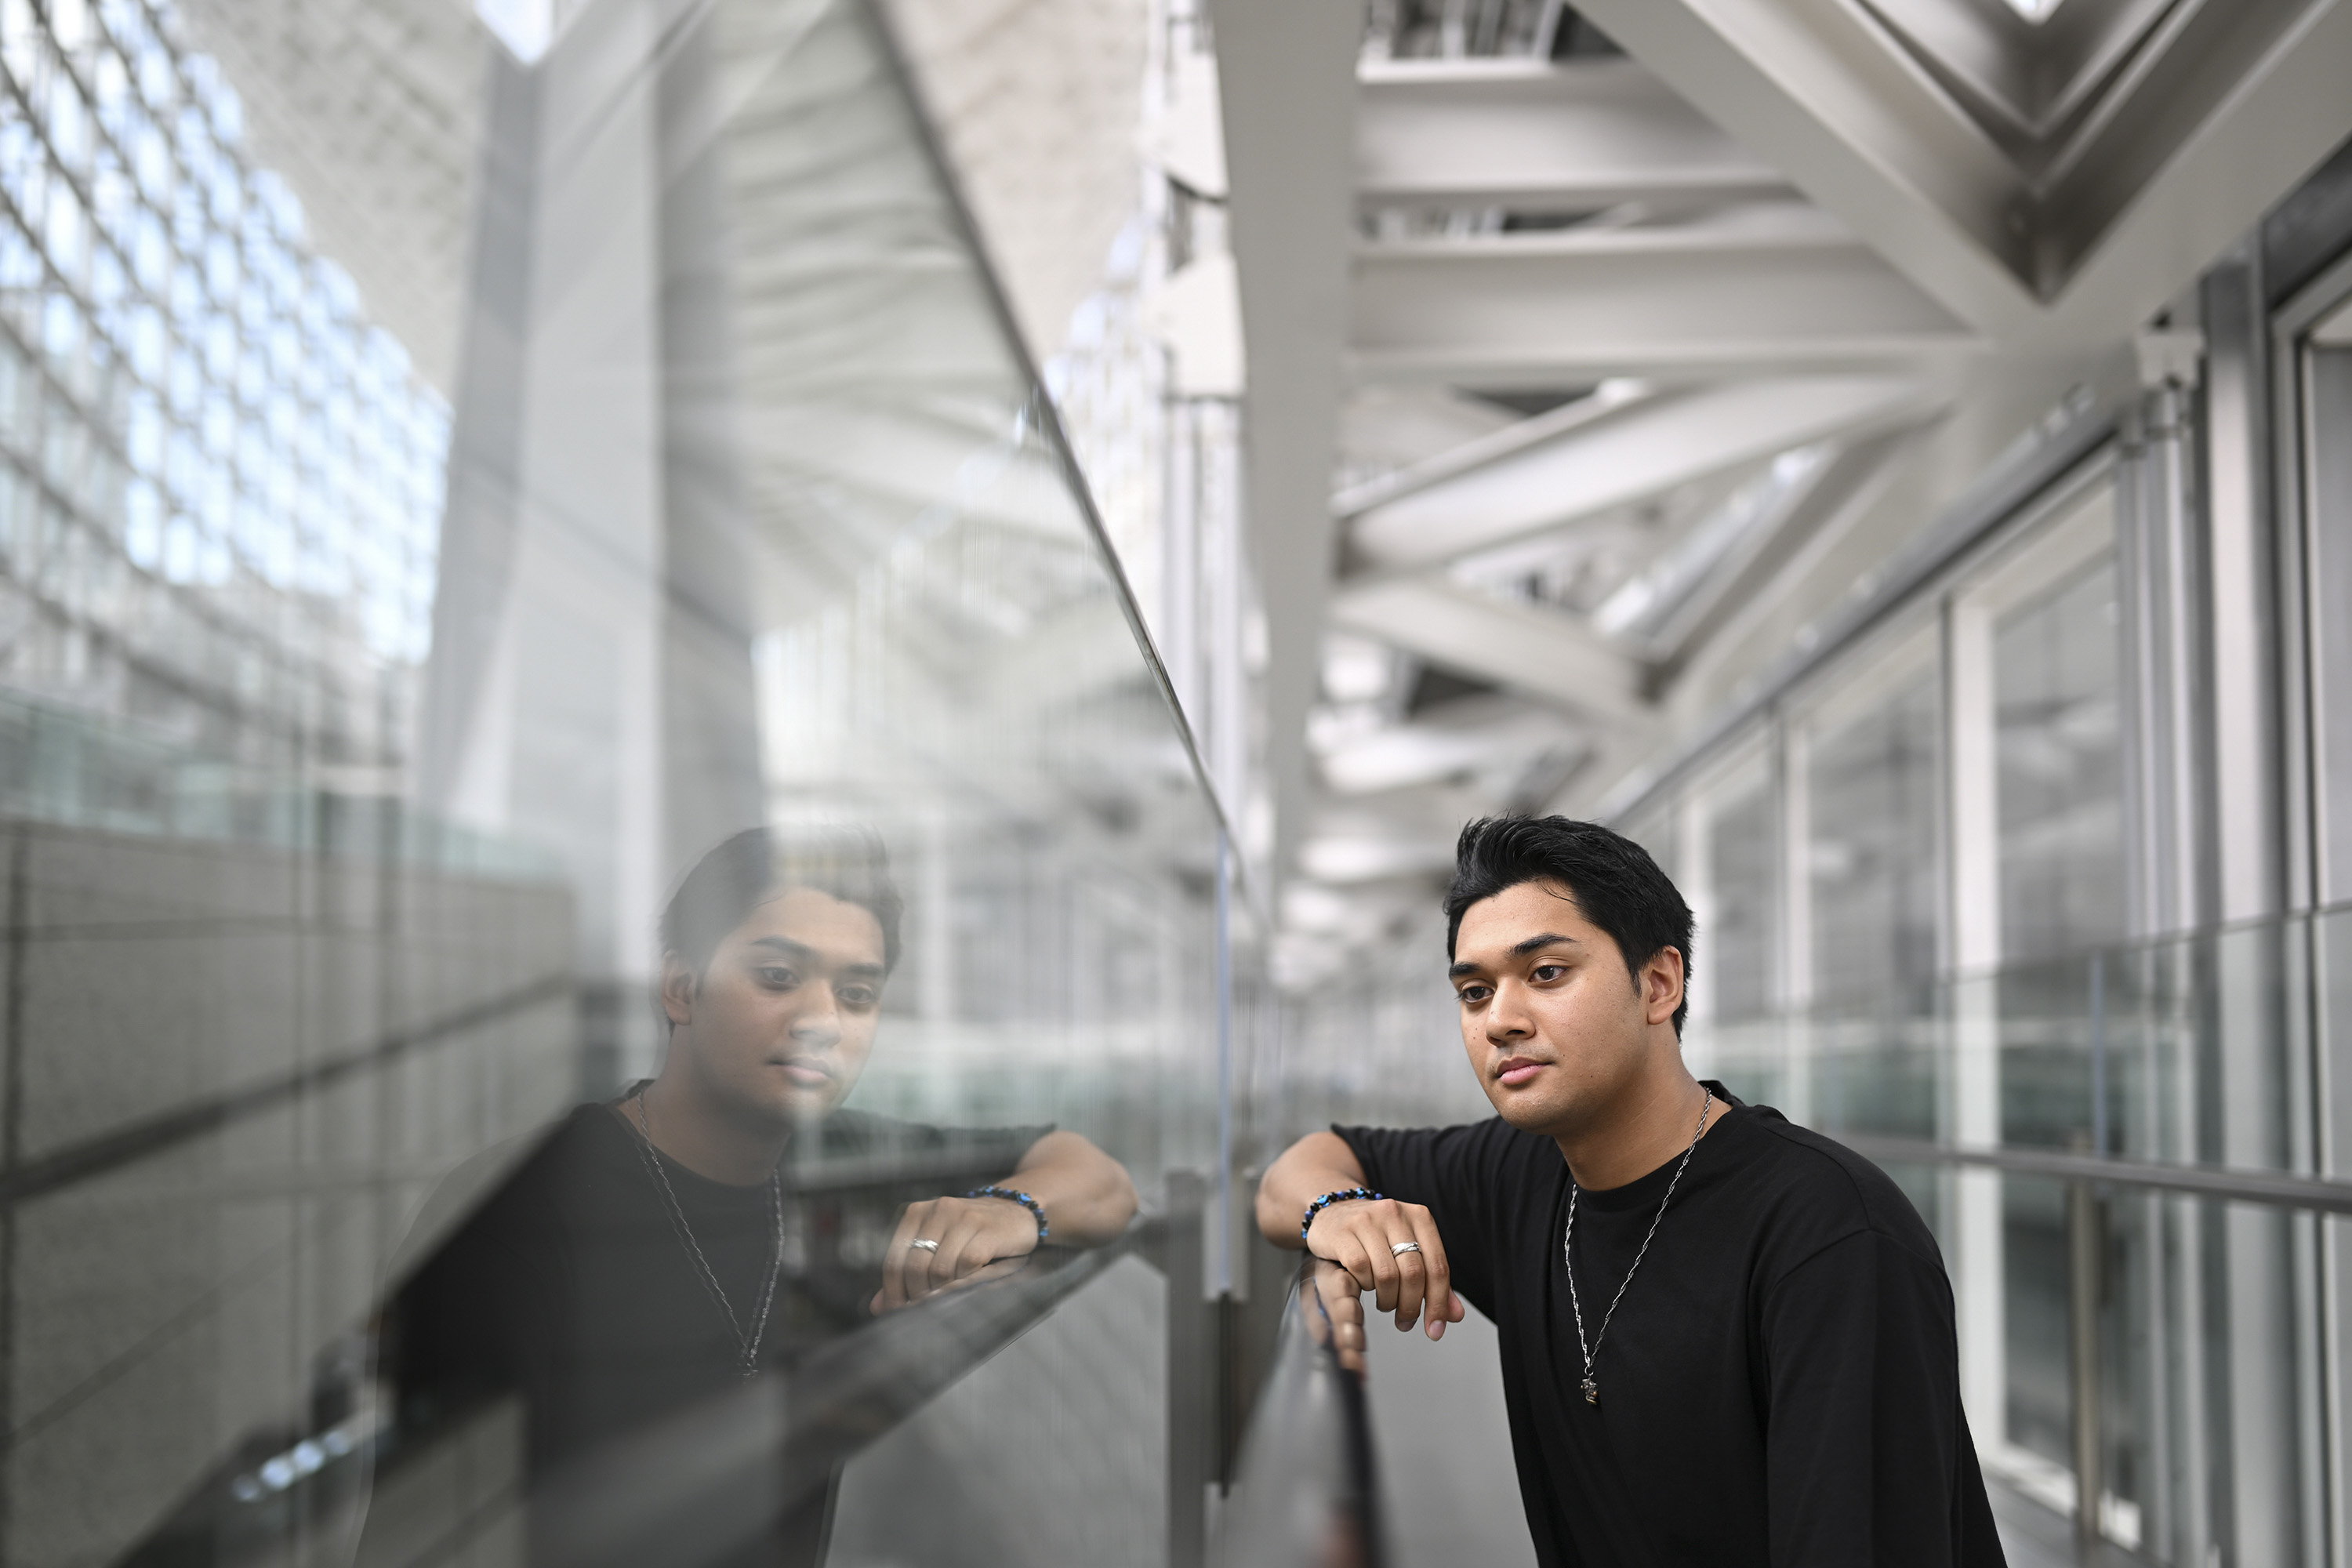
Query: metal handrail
xmin=1830 ymin=1133 xmax=2352 ymax=1214
xmin=1217 ymin=1262 xmax=1388 ymax=1568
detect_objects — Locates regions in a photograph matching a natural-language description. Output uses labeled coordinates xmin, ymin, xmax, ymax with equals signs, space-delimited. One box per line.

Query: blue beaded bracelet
xmin=967 ymin=1185 xmax=1050 ymax=1242
xmin=1301 ymin=1186 xmax=1383 ymax=1240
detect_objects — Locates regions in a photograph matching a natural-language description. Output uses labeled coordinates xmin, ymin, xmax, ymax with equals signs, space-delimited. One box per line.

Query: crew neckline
xmin=1570 ymin=1082 xmax=1746 ymax=1213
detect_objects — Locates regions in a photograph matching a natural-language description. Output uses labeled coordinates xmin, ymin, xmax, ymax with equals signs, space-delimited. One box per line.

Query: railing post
xmin=2067 ymin=1160 xmax=2105 ymax=1558
xmin=1168 ymin=1170 xmax=1211 ymax=1568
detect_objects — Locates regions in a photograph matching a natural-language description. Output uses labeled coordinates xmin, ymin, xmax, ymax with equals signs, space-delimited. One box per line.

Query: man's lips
xmin=1495 ymin=1057 xmax=1547 ymax=1088
xmin=771 ymin=1058 xmax=834 ymax=1087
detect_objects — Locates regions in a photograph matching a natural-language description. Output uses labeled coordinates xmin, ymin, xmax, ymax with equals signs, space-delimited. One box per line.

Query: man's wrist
xmin=967 ymin=1185 xmax=1050 ymax=1243
xmin=1301 ymin=1186 xmax=1381 ymax=1243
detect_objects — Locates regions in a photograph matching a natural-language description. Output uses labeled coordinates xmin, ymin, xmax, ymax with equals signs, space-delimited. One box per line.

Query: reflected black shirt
xmin=1337 ymin=1087 xmax=2004 ymax=1568
xmin=389 ymin=1102 xmax=1047 ymax=1473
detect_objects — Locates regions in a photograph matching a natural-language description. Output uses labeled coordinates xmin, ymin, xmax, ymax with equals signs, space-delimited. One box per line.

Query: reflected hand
xmin=1305 ymin=1257 xmax=1371 ymax=1376
xmin=1305 ymin=1196 xmax=1463 ymax=1342
xmin=872 ymin=1194 xmax=1043 ymax=1312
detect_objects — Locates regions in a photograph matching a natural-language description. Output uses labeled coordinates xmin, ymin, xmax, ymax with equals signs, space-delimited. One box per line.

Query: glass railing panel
xmin=0 ymin=0 xmax=1236 ymax=1561
xmin=1690 ymin=906 xmax=2352 ymax=1565
xmin=1698 ymin=908 xmax=2351 ymax=1181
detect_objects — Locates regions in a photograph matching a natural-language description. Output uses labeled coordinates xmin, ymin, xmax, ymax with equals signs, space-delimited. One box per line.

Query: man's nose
xmin=789 ymin=986 xmax=844 ymax=1046
xmin=1486 ymin=980 xmax=1534 ymax=1040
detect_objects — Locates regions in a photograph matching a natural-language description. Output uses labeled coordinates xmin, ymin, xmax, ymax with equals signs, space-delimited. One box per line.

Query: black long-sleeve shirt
xmin=1337 ymin=1085 xmax=2005 ymax=1568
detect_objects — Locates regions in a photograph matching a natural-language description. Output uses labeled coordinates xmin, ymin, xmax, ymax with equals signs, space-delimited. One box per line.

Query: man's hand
xmin=1305 ymin=1194 xmax=1464 ymax=1342
xmin=1258 ymin=1130 xmax=1465 ymax=1348
xmin=872 ymin=1194 xmax=1040 ymax=1312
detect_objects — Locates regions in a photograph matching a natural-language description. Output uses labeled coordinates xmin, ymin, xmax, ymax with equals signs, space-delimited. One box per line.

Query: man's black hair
xmin=1444 ymin=815 xmax=1694 ymax=1036
xmin=662 ymin=823 xmax=904 ymax=975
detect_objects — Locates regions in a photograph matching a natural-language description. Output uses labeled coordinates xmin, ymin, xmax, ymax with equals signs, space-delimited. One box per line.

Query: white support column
xmin=1161 ymin=397 xmax=1203 ymax=728
xmin=1945 ymin=590 xmax=2006 ymax=1452
xmin=2205 ymin=257 xmax=2306 ymax=1568
xmin=1777 ymin=722 xmax=1813 ymax=1125
xmin=1677 ymin=790 xmax=1715 ymax=1080
xmin=418 ymin=0 xmax=764 ymax=1091
xmin=2201 ymin=255 xmax=2283 ymax=925
xmin=1203 ymin=0 xmax=1356 ymax=887
xmin=2118 ymin=334 xmax=2209 ymax=940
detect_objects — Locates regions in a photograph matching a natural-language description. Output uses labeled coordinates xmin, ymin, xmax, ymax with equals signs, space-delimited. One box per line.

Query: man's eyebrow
xmin=1511 ymin=932 xmax=1581 ymax=958
xmin=746 ymin=935 xmax=885 ymax=975
xmin=746 ymin=936 xmax=816 ymax=957
xmin=1450 ymin=932 xmax=1582 ymax=981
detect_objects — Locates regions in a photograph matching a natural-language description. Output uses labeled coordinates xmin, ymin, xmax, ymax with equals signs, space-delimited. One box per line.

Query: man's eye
xmin=1456 ymin=985 xmax=1492 ymax=1005
xmin=837 ymin=985 xmax=878 ymax=1007
xmin=757 ymin=966 xmax=800 ymax=989
xmin=1532 ymin=964 xmax=1566 ymax=982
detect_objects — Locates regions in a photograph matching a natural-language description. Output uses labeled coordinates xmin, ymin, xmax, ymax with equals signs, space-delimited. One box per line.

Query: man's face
xmin=1449 ymin=879 xmax=1678 ymax=1136
xmin=663 ymin=886 xmax=888 ymax=1124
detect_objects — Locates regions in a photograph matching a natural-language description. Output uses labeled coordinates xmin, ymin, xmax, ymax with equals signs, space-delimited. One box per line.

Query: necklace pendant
xmin=1581 ymin=1377 xmax=1599 ymax=1406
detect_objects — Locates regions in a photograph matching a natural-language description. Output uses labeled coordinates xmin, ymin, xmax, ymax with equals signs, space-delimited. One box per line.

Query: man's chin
xmin=1484 ymin=1080 xmax=1573 ymax=1134
xmin=719 ymin=1076 xmax=842 ymax=1128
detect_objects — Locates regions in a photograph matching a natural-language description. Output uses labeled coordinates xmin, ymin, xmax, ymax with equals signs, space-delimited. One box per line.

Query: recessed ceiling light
xmin=1999 ymin=0 xmax=2065 ymax=20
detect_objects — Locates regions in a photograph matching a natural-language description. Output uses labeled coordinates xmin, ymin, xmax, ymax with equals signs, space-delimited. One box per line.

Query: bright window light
xmin=1999 ymin=0 xmax=2066 ymax=20
xmin=476 ymin=0 xmax=553 ymax=63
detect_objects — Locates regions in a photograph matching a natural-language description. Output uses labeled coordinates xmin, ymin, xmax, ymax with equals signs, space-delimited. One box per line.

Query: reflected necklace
xmin=626 ymin=1084 xmax=786 ymax=1380
xmin=1562 ymin=1088 xmax=1714 ymax=1408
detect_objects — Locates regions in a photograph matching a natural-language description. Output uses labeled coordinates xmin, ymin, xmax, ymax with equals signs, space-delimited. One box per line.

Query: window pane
xmin=1704 ymin=772 xmax=1775 ymax=1022
xmin=1809 ymin=670 xmax=1940 ymax=1007
xmin=1994 ymin=557 xmax=2125 ymax=959
xmin=2310 ymin=340 xmax=2352 ymax=901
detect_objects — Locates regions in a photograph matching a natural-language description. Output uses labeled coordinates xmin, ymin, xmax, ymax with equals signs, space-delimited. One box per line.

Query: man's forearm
xmin=1255 ymin=1131 xmax=1370 ymax=1249
xmin=1004 ymin=1131 xmax=1138 ymax=1245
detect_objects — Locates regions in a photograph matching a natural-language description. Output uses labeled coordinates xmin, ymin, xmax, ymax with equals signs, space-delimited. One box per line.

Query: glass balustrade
xmin=0 ymin=0 xmax=1254 ymax=1563
xmin=1689 ymin=907 xmax=2352 ymax=1566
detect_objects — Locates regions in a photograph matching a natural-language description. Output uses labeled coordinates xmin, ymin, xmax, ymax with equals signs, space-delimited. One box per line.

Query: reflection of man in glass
xmin=388 ymin=825 xmax=1136 ymax=1479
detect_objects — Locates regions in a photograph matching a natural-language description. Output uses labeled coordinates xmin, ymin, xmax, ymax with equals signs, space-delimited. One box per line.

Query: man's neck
xmin=631 ymin=1059 xmax=790 ymax=1186
xmin=1551 ymin=1064 xmax=1717 ymax=1192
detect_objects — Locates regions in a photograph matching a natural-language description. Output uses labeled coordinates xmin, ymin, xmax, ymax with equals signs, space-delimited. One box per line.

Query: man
xmin=1257 ymin=816 xmax=2004 ymax=1567
xmin=389 ymin=824 xmax=1138 ymax=1478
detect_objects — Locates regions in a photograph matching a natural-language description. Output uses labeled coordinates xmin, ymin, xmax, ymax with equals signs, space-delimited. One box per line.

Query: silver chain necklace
xmin=1562 ymin=1089 xmax=1714 ymax=1408
xmin=626 ymin=1085 xmax=786 ymax=1381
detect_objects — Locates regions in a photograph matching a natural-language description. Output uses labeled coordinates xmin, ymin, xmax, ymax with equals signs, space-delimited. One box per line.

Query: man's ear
xmin=1642 ymin=946 xmax=1684 ymax=1027
xmin=660 ymin=953 xmax=699 ymax=1027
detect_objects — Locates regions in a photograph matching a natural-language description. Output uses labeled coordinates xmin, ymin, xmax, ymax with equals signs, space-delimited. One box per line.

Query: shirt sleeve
xmin=1329 ymin=1121 xmax=1504 ymax=1316
xmin=1760 ymin=1229 xmax=2008 ymax=1568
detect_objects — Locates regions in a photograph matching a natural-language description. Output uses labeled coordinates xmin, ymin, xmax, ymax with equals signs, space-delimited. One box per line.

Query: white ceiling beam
xmin=1568 ymin=0 xmax=2352 ymax=352
xmin=1351 ymin=219 xmax=1979 ymax=380
xmin=1327 ymin=579 xmax=1651 ymax=729
xmin=1566 ymin=0 xmax=2041 ymax=339
xmin=1345 ymin=375 xmax=1944 ymax=572
xmin=1356 ymin=56 xmax=1791 ymax=212
xmin=1208 ymin=0 xmax=1360 ymax=884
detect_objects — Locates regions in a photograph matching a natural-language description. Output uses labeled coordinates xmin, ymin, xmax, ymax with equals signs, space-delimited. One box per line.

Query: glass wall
xmin=1694 ymin=753 xmax=1774 ymax=1025
xmin=1994 ymin=558 xmax=2125 ymax=961
xmin=0 ymin=1 xmax=1236 ymax=1564
xmin=1804 ymin=650 xmax=1940 ymax=1010
xmin=1599 ymin=439 xmax=2352 ymax=1564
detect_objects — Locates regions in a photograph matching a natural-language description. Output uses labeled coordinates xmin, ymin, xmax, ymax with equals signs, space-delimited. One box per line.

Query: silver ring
xmin=1391 ymin=1241 xmax=1421 ymax=1257
xmin=909 ymin=1239 xmax=940 ymax=1252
